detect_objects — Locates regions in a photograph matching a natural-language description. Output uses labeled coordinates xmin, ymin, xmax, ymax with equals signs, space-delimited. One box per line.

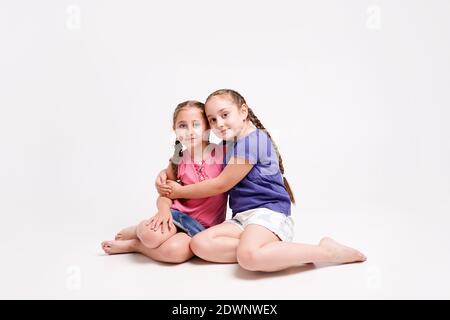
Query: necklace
xmin=193 ymin=160 xmax=208 ymax=181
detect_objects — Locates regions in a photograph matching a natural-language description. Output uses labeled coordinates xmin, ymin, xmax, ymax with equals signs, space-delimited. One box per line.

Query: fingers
xmin=153 ymin=218 xmax=162 ymax=232
xmin=157 ymin=190 xmax=169 ymax=197
xmin=161 ymin=218 xmax=173 ymax=234
xmin=167 ymin=217 xmax=173 ymax=232
xmin=148 ymin=218 xmax=154 ymax=227
xmin=146 ymin=212 xmax=173 ymax=234
xmin=156 ymin=171 xmax=167 ymax=186
xmin=167 ymin=193 xmax=176 ymax=200
xmin=160 ymin=185 xmax=173 ymax=193
xmin=157 ymin=185 xmax=173 ymax=197
xmin=150 ymin=217 xmax=159 ymax=230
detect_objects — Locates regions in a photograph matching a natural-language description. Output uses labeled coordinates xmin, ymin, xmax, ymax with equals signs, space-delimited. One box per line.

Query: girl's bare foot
xmin=101 ymin=239 xmax=137 ymax=255
xmin=115 ymin=225 xmax=137 ymax=240
xmin=319 ymin=237 xmax=367 ymax=264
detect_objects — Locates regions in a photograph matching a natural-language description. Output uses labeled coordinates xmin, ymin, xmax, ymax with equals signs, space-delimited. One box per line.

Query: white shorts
xmin=226 ymin=207 xmax=295 ymax=242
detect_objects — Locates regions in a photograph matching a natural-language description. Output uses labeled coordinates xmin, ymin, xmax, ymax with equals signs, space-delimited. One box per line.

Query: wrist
xmin=157 ymin=205 xmax=171 ymax=213
xmin=173 ymin=186 xmax=183 ymax=198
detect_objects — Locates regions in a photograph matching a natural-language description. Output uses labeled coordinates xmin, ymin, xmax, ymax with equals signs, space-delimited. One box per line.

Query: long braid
xmin=247 ymin=108 xmax=285 ymax=174
xmin=206 ymin=89 xmax=296 ymax=204
xmin=247 ymin=108 xmax=296 ymax=204
xmin=170 ymin=139 xmax=184 ymax=179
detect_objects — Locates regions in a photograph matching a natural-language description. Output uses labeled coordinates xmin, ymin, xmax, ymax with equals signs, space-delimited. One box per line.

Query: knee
xmin=137 ymin=221 xmax=164 ymax=248
xmin=236 ymin=246 xmax=262 ymax=271
xmin=190 ymin=233 xmax=213 ymax=258
xmin=161 ymin=240 xmax=192 ymax=264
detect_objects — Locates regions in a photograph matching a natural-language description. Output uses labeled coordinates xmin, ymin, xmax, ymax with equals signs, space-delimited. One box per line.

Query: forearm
xmin=178 ymin=178 xmax=225 ymax=199
xmin=171 ymin=159 xmax=252 ymax=200
xmin=157 ymin=196 xmax=173 ymax=211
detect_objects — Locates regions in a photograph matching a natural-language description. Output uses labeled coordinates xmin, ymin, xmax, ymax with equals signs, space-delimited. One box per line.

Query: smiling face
xmin=174 ymin=107 xmax=208 ymax=149
xmin=205 ymin=95 xmax=248 ymax=141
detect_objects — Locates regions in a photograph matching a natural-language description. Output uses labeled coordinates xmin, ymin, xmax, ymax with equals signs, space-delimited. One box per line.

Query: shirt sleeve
xmin=226 ymin=132 xmax=260 ymax=165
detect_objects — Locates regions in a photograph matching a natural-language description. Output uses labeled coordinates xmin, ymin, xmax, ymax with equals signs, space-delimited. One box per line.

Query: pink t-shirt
xmin=171 ymin=144 xmax=227 ymax=228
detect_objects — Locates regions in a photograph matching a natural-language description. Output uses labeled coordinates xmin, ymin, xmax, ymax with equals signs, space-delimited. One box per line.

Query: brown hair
xmin=206 ymin=89 xmax=296 ymax=204
xmin=170 ymin=100 xmax=207 ymax=178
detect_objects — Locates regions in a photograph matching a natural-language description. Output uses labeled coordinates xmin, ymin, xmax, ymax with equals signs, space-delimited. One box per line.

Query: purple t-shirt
xmin=224 ymin=129 xmax=291 ymax=217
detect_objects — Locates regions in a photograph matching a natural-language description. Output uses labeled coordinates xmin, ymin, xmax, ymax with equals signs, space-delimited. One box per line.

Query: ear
xmin=240 ymin=103 xmax=249 ymax=121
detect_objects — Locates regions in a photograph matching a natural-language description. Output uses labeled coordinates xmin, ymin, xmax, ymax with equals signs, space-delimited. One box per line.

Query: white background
xmin=1 ymin=0 xmax=449 ymax=299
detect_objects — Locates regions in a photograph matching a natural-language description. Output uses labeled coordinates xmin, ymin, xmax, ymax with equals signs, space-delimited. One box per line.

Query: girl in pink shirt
xmin=101 ymin=100 xmax=227 ymax=263
xmin=171 ymin=148 xmax=227 ymax=229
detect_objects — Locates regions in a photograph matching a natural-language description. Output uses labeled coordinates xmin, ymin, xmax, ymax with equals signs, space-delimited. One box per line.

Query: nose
xmin=216 ymin=117 xmax=224 ymax=128
xmin=188 ymin=126 xmax=195 ymax=136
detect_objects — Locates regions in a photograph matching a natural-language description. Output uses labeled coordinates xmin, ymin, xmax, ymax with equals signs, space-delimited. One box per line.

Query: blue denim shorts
xmin=171 ymin=209 xmax=205 ymax=237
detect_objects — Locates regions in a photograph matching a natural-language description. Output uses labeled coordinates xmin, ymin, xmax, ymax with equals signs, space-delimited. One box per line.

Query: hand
xmin=155 ymin=170 xmax=172 ymax=196
xmin=165 ymin=180 xmax=182 ymax=199
xmin=145 ymin=210 xmax=173 ymax=234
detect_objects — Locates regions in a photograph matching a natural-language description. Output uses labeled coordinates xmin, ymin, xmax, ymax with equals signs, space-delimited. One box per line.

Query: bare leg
xmin=101 ymin=232 xmax=194 ymax=264
xmin=136 ymin=233 xmax=194 ymax=263
xmin=237 ymin=225 xmax=367 ymax=272
xmin=112 ymin=219 xmax=175 ymax=246
xmin=115 ymin=225 xmax=138 ymax=240
xmin=102 ymin=239 xmax=137 ymax=254
xmin=136 ymin=219 xmax=177 ymax=248
xmin=190 ymin=222 xmax=243 ymax=263
xmin=115 ymin=218 xmax=176 ymax=243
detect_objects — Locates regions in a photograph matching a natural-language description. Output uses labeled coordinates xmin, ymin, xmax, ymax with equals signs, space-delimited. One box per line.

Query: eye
xmin=178 ymin=124 xmax=186 ymax=128
xmin=193 ymin=122 xmax=201 ymax=128
xmin=222 ymin=113 xmax=228 ymax=118
xmin=209 ymin=118 xmax=216 ymax=123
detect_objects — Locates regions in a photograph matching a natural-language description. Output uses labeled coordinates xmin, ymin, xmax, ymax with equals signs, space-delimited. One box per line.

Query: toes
xmin=101 ymin=244 xmax=111 ymax=254
xmin=101 ymin=241 xmax=112 ymax=248
xmin=101 ymin=241 xmax=114 ymax=254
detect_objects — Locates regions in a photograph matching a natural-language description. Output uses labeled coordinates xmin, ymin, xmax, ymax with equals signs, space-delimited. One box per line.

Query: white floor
xmin=2 ymin=206 xmax=449 ymax=300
